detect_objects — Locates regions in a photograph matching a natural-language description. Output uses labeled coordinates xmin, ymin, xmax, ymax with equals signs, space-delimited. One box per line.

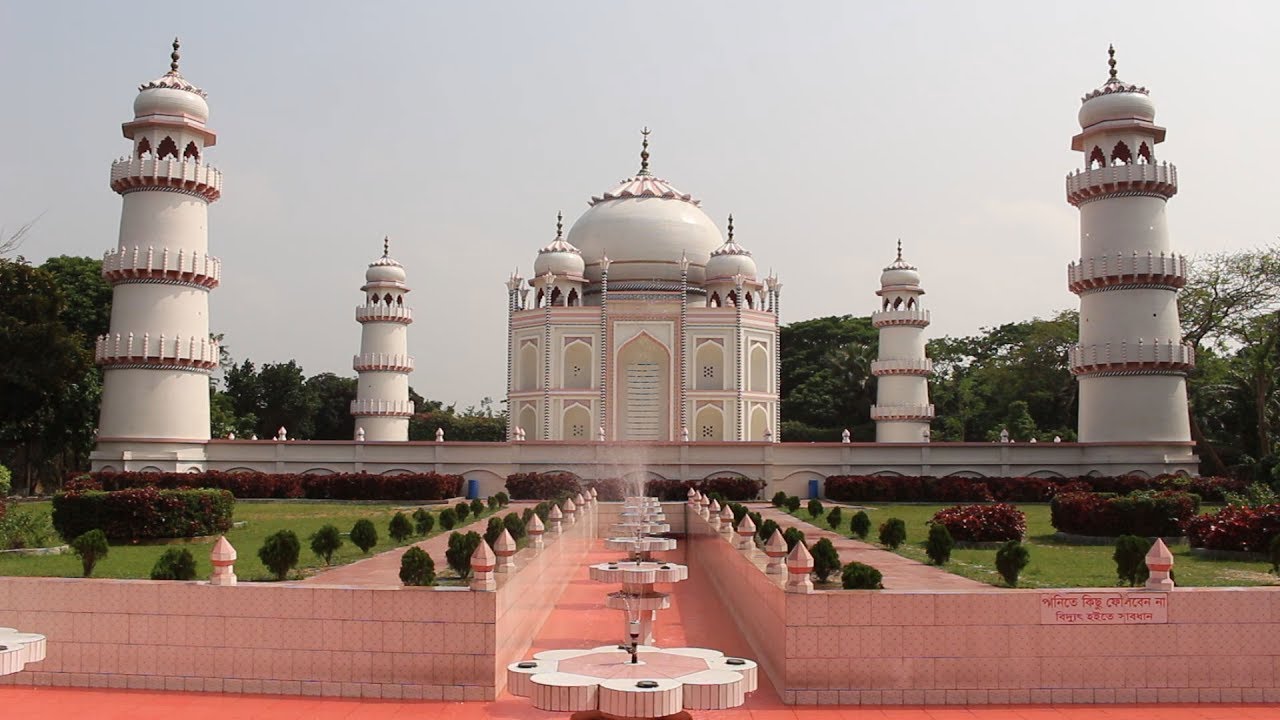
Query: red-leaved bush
xmin=1183 ymin=504 xmax=1280 ymax=553
xmin=1050 ymin=490 xmax=1199 ymax=538
xmin=505 ymin=472 xmax=582 ymax=500
xmin=825 ymin=474 xmax=1239 ymax=503
xmin=644 ymin=477 xmax=764 ymax=501
xmin=930 ymin=503 xmax=1026 ymax=542
xmin=52 ymin=487 xmax=234 ymax=542
xmin=77 ymin=470 xmax=462 ymax=501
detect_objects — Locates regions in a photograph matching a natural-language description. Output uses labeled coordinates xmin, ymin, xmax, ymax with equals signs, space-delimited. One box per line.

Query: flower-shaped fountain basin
xmin=603 ymin=536 xmax=678 ymax=554
xmin=589 ymin=561 xmax=688 ymax=585
xmin=0 ymin=628 xmax=47 ymax=676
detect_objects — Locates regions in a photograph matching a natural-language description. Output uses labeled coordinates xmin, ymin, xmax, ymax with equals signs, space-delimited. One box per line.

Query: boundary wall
xmin=686 ymin=505 xmax=1280 ymax=705
xmin=0 ymin=505 xmax=594 ymax=699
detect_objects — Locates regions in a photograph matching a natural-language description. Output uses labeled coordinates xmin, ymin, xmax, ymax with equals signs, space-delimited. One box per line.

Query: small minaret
xmin=96 ymin=39 xmax=222 ymax=443
xmin=870 ymin=242 xmax=934 ymax=442
xmin=1066 ymin=47 xmax=1192 ymax=442
xmin=351 ymin=237 xmax=414 ymax=441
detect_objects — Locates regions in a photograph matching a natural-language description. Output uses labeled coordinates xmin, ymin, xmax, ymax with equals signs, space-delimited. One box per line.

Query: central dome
xmin=566 ymin=131 xmax=723 ymax=285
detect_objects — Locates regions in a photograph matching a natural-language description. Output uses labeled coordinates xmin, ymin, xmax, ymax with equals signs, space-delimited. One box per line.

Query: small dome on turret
xmin=133 ymin=38 xmax=209 ymax=123
xmin=365 ymin=237 xmax=407 ymax=285
xmin=1078 ymin=45 xmax=1155 ymax=130
xmin=533 ymin=212 xmax=586 ymax=278
xmin=705 ymin=215 xmax=757 ymax=282
xmin=880 ymin=241 xmax=920 ymax=288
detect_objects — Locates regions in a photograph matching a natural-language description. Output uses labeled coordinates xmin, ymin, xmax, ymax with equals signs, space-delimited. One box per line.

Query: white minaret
xmin=351 ymin=237 xmax=414 ymax=441
xmin=96 ymin=39 xmax=222 ymax=444
xmin=1066 ymin=47 xmax=1192 ymax=443
xmin=870 ymin=242 xmax=933 ymax=442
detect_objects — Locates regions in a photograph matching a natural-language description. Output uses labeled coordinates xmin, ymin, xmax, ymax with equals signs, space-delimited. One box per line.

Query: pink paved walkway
xmin=756 ymin=506 xmax=989 ymax=591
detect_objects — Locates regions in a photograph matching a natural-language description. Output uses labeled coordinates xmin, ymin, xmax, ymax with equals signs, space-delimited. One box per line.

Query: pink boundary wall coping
xmin=685 ymin=505 xmax=1280 ymax=706
xmin=0 ymin=505 xmax=594 ymax=700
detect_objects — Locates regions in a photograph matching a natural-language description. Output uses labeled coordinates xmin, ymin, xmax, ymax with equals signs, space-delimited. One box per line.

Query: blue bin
xmin=808 ymin=479 xmax=820 ymax=500
xmin=466 ymin=478 xmax=479 ymax=500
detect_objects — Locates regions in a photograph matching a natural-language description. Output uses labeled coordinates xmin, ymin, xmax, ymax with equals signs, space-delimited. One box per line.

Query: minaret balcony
xmin=110 ymin=156 xmax=222 ymax=202
xmin=353 ymin=353 xmax=414 ymax=373
xmin=870 ymin=308 xmax=930 ymax=328
xmin=102 ymin=245 xmax=221 ymax=289
xmin=355 ymin=305 xmax=414 ymax=324
xmin=95 ymin=332 xmax=220 ymax=373
xmin=350 ymin=399 xmax=415 ymax=417
xmin=1068 ymin=253 xmax=1187 ymax=294
xmin=870 ymin=403 xmax=935 ymax=422
xmin=1069 ymin=340 xmax=1195 ymax=376
xmin=871 ymin=358 xmax=934 ymax=377
xmin=1065 ymin=162 xmax=1177 ymax=207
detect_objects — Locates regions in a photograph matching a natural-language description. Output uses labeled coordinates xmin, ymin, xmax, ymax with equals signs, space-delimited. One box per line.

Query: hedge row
xmin=645 ymin=477 xmax=765 ymax=501
xmin=824 ymin=474 xmax=1240 ymax=503
xmin=505 ymin=472 xmax=582 ymax=500
xmin=76 ymin=470 xmax=463 ymax=501
xmin=506 ymin=473 xmax=764 ymax=501
xmin=52 ymin=487 xmax=235 ymax=542
xmin=1184 ymin=505 xmax=1280 ymax=553
xmin=930 ymin=503 xmax=1026 ymax=542
xmin=1049 ymin=490 xmax=1200 ymax=538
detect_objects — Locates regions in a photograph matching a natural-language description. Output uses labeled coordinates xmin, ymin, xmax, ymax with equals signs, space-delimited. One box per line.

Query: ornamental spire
xmin=638 ymin=126 xmax=651 ymax=176
xmin=383 ymin=236 xmax=390 ymax=258
xmin=170 ymin=37 xmax=181 ymax=74
xmin=896 ymin=238 xmax=903 ymax=262
xmin=727 ymin=213 xmax=735 ymax=242
xmin=1107 ymin=44 xmax=1117 ymax=80
xmin=556 ymin=211 xmax=563 ymax=239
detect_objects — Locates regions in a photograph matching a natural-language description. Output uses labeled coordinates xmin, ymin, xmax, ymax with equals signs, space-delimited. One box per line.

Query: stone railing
xmin=95 ymin=332 xmax=220 ymax=372
xmin=355 ymin=304 xmax=414 ymax=324
xmin=102 ymin=245 xmax=221 ymax=289
xmin=1065 ymin=162 xmax=1177 ymax=206
xmin=869 ymin=403 xmax=935 ymax=421
xmin=1068 ymin=252 xmax=1186 ymax=293
xmin=1070 ymin=340 xmax=1195 ymax=375
xmin=870 ymin=308 xmax=930 ymax=328
xmin=349 ymin=398 xmax=415 ymax=417
xmin=870 ymin=358 xmax=933 ymax=376
xmin=110 ymin=156 xmax=223 ymax=201
xmin=352 ymin=352 xmax=415 ymax=373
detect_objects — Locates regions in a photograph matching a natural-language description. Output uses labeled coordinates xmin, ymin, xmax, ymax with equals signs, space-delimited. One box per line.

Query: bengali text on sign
xmin=1039 ymin=591 xmax=1168 ymax=625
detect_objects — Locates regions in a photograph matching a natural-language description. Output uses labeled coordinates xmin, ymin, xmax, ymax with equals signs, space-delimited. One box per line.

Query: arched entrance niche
xmin=615 ymin=332 xmax=670 ymax=440
xmin=562 ymin=403 xmax=591 ymax=440
xmin=749 ymin=405 xmax=769 ymax=441
xmin=695 ymin=405 xmax=724 ymax=441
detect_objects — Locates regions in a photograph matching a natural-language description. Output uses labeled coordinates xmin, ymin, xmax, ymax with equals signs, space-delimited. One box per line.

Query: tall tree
xmin=779 ymin=315 xmax=878 ymax=440
xmin=307 ymin=373 xmax=358 ymax=440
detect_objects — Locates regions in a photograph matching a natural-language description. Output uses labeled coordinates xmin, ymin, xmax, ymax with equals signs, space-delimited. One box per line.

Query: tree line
xmin=2 ymin=243 xmax=1277 ymax=492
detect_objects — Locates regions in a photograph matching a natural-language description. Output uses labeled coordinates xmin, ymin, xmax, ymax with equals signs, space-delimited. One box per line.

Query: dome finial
xmin=638 ymin=126 xmax=651 ymax=176
xmin=383 ymin=235 xmax=390 ymax=258
xmin=170 ymin=37 xmax=181 ymax=74
xmin=727 ymin=214 xmax=735 ymax=242
xmin=896 ymin=238 xmax=903 ymax=261
xmin=1107 ymin=44 xmax=1117 ymax=80
xmin=555 ymin=211 xmax=563 ymax=239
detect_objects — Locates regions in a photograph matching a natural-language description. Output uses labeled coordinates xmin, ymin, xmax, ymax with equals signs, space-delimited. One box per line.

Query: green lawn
xmin=0 ymin=500 xmax=505 ymax=581
xmin=780 ymin=502 xmax=1279 ymax=588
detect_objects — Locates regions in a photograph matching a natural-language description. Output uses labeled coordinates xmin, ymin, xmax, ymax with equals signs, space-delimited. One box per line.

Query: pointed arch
xmin=136 ymin=137 xmax=152 ymax=158
xmin=535 ymin=289 xmax=545 ymax=307
xmin=695 ymin=341 xmax=724 ymax=391
xmin=906 ymin=297 xmax=916 ymax=309
xmin=892 ymin=296 xmax=903 ymax=309
xmin=518 ymin=342 xmax=539 ymax=392
xmin=709 ymin=292 xmax=721 ymax=308
xmin=518 ymin=405 xmax=538 ymax=441
xmin=567 ymin=288 xmax=580 ymax=307
xmin=1088 ymin=146 xmax=1106 ymax=169
xmin=1110 ymin=141 xmax=1132 ymax=166
xmin=562 ymin=404 xmax=591 ymax=440
xmin=183 ymin=141 xmax=200 ymax=160
xmin=1137 ymin=142 xmax=1153 ymax=164
xmin=157 ymin=136 xmax=179 ymax=160
xmin=616 ymin=331 xmax=671 ymax=440
xmin=695 ymin=405 xmax=724 ymax=441
xmin=562 ymin=340 xmax=592 ymax=389
xmin=745 ymin=292 xmax=754 ymax=309
xmin=749 ymin=344 xmax=769 ymax=393
xmin=749 ymin=405 xmax=769 ymax=441
xmin=383 ymin=293 xmax=393 ymax=305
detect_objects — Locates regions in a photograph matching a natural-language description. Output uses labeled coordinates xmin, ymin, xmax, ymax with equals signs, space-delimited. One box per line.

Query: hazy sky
xmin=2 ymin=2 xmax=1277 ymax=408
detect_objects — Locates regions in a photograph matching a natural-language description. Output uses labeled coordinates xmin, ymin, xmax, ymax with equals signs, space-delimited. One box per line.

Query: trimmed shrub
xmin=258 ymin=530 xmax=300 ymax=581
xmin=389 ymin=512 xmax=413 ymax=543
xmin=879 ymin=518 xmax=907 ymax=549
xmin=310 ymin=524 xmax=343 ymax=564
xmin=82 ymin=469 xmax=462 ymax=500
xmin=52 ymin=487 xmax=234 ymax=543
xmin=823 ymin=473 xmax=1241 ymax=504
xmin=841 ymin=561 xmax=883 ymax=589
xmin=399 ymin=546 xmax=435 ymax=586
xmin=71 ymin=529 xmax=109 ymax=577
xmin=455 ymin=501 xmax=471 ymax=522
xmin=1183 ymin=504 xmax=1280 ymax=552
xmin=505 ymin=472 xmax=581 ymax=500
xmin=747 ymin=511 xmax=763 ymax=537
xmin=350 ymin=519 xmax=378 ymax=553
xmin=925 ymin=523 xmax=954 ymax=565
xmin=826 ymin=506 xmax=843 ymax=530
xmin=807 ymin=499 xmax=823 ymax=519
xmin=470 ymin=498 xmax=485 ymax=518
xmin=534 ymin=502 xmax=552 ymax=523
xmin=758 ymin=518 xmax=780 ymax=544
xmin=150 ymin=547 xmax=197 ymax=580
xmin=784 ymin=496 xmax=801 ymax=513
xmin=521 ymin=507 xmax=535 ymax=526
xmin=446 ymin=531 xmax=482 ymax=579
xmin=1113 ymin=534 xmax=1148 ymax=587
xmin=413 ymin=508 xmax=434 ymax=536
xmin=487 ymin=496 xmax=500 ymax=510
xmin=484 ymin=517 xmax=504 ymax=547
xmin=728 ymin=503 xmax=748 ymax=527
xmin=495 ymin=491 xmax=510 ymax=507
xmin=503 ymin=512 xmax=526 ymax=541
xmin=931 ymin=504 xmax=1026 ymax=542
xmin=1051 ymin=490 xmax=1198 ymax=538
xmin=643 ymin=477 xmax=764 ymax=501
xmin=772 ymin=491 xmax=788 ymax=508
xmin=811 ymin=537 xmax=841 ymax=582
xmin=783 ymin=526 xmax=806 ymax=552
xmin=439 ymin=507 xmax=457 ymax=530
xmin=996 ymin=540 xmax=1030 ymax=587
xmin=850 ymin=510 xmax=871 ymax=540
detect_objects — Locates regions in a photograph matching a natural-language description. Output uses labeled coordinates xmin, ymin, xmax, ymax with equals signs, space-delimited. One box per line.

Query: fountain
xmin=0 ymin=627 xmax=46 ymax=676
